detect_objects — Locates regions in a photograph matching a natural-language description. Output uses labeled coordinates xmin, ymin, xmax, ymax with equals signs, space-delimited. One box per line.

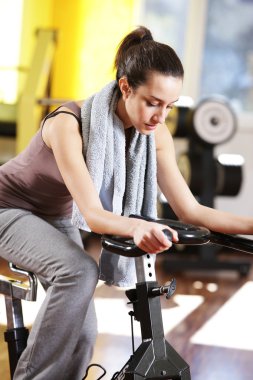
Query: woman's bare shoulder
xmin=42 ymin=102 xmax=84 ymax=149
xmin=154 ymin=122 xmax=173 ymax=151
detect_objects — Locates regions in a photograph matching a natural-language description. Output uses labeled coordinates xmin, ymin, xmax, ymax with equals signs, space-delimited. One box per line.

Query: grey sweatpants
xmin=0 ymin=208 xmax=99 ymax=380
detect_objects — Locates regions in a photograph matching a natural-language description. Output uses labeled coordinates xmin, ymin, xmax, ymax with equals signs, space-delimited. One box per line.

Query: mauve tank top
xmin=0 ymin=102 xmax=81 ymax=217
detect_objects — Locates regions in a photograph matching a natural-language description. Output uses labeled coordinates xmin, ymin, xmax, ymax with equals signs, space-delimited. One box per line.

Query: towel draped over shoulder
xmin=71 ymin=81 xmax=157 ymax=287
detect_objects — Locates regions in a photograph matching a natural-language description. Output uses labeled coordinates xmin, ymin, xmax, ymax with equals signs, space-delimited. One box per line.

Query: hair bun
xmin=114 ymin=25 xmax=183 ymax=86
xmin=138 ymin=26 xmax=153 ymax=43
xmin=140 ymin=33 xmax=153 ymax=43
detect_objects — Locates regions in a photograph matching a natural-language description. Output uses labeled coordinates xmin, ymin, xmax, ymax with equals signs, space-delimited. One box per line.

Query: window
xmin=139 ymin=0 xmax=253 ymax=113
xmin=201 ymin=0 xmax=253 ymax=112
xmin=0 ymin=0 xmax=23 ymax=104
xmin=138 ymin=0 xmax=189 ymax=59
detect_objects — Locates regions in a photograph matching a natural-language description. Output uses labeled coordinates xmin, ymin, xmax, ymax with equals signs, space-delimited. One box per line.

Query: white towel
xmin=72 ymin=81 xmax=157 ymax=286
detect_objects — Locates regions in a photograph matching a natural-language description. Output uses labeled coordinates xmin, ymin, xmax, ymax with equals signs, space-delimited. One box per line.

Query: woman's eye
xmin=146 ymin=101 xmax=158 ymax=107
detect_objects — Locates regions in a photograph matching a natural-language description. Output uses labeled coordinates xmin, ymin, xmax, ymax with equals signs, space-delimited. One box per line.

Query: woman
xmin=0 ymin=26 xmax=252 ymax=380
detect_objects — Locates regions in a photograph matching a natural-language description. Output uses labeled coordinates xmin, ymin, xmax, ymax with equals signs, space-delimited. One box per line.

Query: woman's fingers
xmin=138 ymin=234 xmax=165 ymax=253
xmin=153 ymin=226 xmax=178 ymax=245
xmin=134 ymin=223 xmax=177 ymax=254
xmin=165 ymin=227 xmax=178 ymax=243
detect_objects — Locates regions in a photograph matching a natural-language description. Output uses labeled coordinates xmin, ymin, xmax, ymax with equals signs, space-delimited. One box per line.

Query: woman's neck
xmin=115 ymin=96 xmax=132 ymax=129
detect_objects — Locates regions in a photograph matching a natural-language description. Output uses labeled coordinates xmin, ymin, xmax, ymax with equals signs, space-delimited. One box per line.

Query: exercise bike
xmin=101 ymin=216 xmax=253 ymax=380
xmin=1 ymin=216 xmax=253 ymax=379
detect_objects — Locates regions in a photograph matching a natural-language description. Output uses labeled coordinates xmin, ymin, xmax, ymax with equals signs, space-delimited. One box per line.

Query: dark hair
xmin=114 ymin=26 xmax=184 ymax=89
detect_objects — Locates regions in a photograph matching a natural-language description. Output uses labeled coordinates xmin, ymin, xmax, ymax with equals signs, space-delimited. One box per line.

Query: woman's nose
xmin=153 ymin=108 xmax=167 ymax=124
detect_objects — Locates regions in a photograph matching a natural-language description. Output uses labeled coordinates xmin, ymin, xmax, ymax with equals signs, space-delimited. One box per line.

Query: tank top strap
xmin=41 ymin=102 xmax=82 ymax=129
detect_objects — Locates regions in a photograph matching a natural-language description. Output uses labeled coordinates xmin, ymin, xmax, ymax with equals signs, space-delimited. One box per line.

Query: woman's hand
xmin=133 ymin=221 xmax=178 ymax=254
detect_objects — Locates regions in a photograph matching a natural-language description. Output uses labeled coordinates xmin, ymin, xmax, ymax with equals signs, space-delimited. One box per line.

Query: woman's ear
xmin=118 ymin=77 xmax=131 ymax=100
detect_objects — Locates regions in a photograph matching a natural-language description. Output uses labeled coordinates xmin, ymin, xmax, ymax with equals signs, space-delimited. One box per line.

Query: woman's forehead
xmin=137 ymin=73 xmax=182 ymax=104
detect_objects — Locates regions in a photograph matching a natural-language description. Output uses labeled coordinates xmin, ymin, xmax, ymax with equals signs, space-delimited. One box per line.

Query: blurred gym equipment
xmin=0 ymin=28 xmax=57 ymax=159
xmin=166 ymin=96 xmax=237 ymax=145
xmin=162 ymin=96 xmax=250 ymax=276
xmin=0 ymin=263 xmax=37 ymax=379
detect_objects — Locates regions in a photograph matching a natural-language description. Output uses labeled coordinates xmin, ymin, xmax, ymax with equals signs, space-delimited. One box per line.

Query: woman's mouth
xmin=145 ymin=123 xmax=157 ymax=130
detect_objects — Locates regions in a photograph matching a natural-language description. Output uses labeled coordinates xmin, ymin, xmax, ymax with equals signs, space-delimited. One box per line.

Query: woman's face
xmin=119 ymin=72 xmax=183 ymax=134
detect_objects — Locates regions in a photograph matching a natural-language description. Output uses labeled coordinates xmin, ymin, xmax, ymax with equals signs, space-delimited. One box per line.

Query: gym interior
xmin=1 ymin=1 xmax=253 ymax=379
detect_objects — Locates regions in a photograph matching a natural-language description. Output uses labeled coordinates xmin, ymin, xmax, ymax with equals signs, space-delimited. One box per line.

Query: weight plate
xmin=193 ymin=98 xmax=237 ymax=145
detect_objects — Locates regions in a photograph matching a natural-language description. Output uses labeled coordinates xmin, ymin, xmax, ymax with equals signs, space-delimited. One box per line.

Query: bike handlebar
xmin=209 ymin=232 xmax=253 ymax=255
xmin=101 ymin=215 xmax=253 ymax=257
xmin=101 ymin=215 xmax=210 ymax=257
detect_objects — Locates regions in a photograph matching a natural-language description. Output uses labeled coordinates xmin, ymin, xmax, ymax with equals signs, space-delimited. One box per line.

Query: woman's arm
xmin=44 ymin=111 xmax=177 ymax=253
xmin=156 ymin=123 xmax=253 ymax=235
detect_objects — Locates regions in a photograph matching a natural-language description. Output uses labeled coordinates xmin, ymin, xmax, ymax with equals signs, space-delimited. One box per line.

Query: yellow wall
xmin=20 ymin=0 xmax=53 ymax=64
xmin=1 ymin=0 xmax=138 ymax=151
xmin=51 ymin=0 xmax=137 ymax=100
xmin=18 ymin=0 xmax=54 ymax=96
xmin=4 ymin=0 xmax=138 ymax=102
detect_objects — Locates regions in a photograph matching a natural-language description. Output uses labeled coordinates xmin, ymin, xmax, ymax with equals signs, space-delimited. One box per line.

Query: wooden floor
xmin=1 ymin=241 xmax=253 ymax=380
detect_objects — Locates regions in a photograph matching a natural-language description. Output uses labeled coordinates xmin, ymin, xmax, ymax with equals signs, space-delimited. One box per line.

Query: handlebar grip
xmin=129 ymin=215 xmax=211 ymax=245
xmin=101 ymin=236 xmax=144 ymax=257
xmin=102 ymin=229 xmax=173 ymax=258
xmin=163 ymin=229 xmax=173 ymax=242
xmin=156 ymin=219 xmax=210 ymax=245
xmin=101 ymin=216 xmax=211 ymax=257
